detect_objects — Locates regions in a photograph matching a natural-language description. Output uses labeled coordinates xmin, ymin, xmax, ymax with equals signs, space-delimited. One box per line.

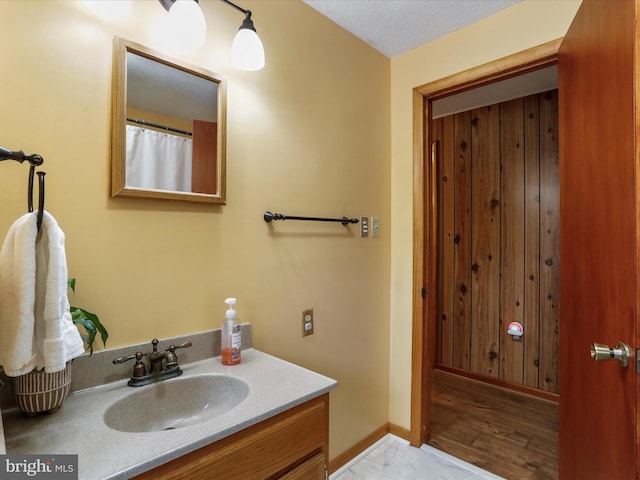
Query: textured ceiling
xmin=302 ymin=0 xmax=524 ymax=58
xmin=302 ymin=0 xmax=556 ymax=120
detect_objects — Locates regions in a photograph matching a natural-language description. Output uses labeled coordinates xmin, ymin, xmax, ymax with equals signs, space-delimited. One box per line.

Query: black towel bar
xmin=263 ymin=211 xmax=359 ymax=226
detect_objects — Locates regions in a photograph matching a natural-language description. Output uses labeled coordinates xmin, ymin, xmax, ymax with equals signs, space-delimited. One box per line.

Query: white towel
xmin=0 ymin=213 xmax=38 ymax=376
xmin=0 ymin=211 xmax=85 ymax=376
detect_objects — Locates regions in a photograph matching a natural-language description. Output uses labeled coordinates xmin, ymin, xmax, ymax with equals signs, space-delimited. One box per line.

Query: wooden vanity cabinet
xmin=133 ymin=394 xmax=329 ymax=480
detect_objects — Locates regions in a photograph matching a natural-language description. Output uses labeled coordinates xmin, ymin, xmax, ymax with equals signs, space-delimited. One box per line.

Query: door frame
xmin=409 ymin=38 xmax=563 ymax=447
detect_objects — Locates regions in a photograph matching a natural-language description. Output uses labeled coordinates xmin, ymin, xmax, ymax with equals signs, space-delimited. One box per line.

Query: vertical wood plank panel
xmin=499 ymin=98 xmax=525 ymax=384
xmin=440 ymin=116 xmax=456 ymax=366
xmin=453 ymin=111 xmax=472 ymax=370
xmin=538 ymin=91 xmax=560 ymax=394
xmin=470 ymin=105 xmax=501 ymax=377
xmin=432 ymin=117 xmax=444 ymax=364
xmin=436 ymin=90 xmax=558 ymax=393
xmin=523 ymin=94 xmax=541 ymax=389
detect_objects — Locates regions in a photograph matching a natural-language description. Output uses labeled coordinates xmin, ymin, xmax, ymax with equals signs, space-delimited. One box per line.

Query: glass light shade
xmin=231 ymin=29 xmax=265 ymax=71
xmin=167 ymin=0 xmax=206 ymax=50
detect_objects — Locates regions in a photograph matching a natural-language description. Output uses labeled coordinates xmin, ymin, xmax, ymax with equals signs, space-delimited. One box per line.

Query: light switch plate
xmin=371 ymin=217 xmax=379 ymax=237
xmin=360 ymin=216 xmax=369 ymax=237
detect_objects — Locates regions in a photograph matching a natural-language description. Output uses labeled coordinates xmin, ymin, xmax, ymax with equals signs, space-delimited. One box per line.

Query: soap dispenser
xmin=221 ymin=297 xmax=241 ymax=365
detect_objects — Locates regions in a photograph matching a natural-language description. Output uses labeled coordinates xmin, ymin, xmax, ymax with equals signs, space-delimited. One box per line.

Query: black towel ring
xmin=36 ymin=171 xmax=45 ymax=231
xmin=27 ymin=166 xmax=45 ymax=231
xmin=27 ymin=165 xmax=35 ymax=213
xmin=1 ymin=145 xmax=46 ymax=231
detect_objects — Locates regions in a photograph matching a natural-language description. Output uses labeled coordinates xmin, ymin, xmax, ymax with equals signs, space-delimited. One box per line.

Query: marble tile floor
xmin=331 ymin=434 xmax=504 ymax=480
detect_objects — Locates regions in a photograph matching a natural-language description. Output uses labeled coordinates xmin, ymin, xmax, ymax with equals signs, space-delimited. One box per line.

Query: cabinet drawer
xmin=278 ymin=452 xmax=326 ymax=480
xmin=134 ymin=394 xmax=329 ymax=480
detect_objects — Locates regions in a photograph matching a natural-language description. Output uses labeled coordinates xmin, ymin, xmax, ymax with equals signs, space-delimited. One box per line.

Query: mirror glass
xmin=111 ymin=37 xmax=226 ymax=203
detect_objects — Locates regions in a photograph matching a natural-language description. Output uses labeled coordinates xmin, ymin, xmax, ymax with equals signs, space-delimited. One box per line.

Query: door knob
xmin=590 ymin=341 xmax=631 ymax=367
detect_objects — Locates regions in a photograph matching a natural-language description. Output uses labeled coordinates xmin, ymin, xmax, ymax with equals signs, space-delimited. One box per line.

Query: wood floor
xmin=428 ymin=369 xmax=559 ymax=480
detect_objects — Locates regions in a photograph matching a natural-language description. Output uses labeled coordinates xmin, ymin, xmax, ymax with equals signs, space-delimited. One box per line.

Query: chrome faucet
xmin=113 ymin=338 xmax=192 ymax=387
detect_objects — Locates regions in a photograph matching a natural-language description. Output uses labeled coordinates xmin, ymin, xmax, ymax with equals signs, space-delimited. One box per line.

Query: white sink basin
xmin=103 ymin=374 xmax=249 ymax=432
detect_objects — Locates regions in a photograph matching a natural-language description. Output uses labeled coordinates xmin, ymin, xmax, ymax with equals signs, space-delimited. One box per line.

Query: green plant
xmin=68 ymin=278 xmax=108 ymax=354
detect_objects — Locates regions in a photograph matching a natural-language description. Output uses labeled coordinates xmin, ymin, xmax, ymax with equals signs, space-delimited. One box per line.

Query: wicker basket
xmin=13 ymin=362 xmax=72 ymax=416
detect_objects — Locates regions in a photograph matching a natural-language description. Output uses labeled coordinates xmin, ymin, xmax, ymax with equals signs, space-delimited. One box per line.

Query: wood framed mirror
xmin=111 ymin=37 xmax=226 ymax=204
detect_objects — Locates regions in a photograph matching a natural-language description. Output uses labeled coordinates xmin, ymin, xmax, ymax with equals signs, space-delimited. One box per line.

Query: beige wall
xmin=388 ymin=0 xmax=582 ymax=429
xmin=0 ymin=1 xmax=390 ymax=459
xmin=0 ymin=0 xmax=586 ymax=462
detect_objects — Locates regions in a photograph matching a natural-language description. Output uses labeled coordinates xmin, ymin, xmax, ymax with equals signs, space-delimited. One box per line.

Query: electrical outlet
xmin=302 ymin=309 xmax=314 ymax=337
xmin=371 ymin=217 xmax=379 ymax=237
xmin=360 ymin=216 xmax=369 ymax=237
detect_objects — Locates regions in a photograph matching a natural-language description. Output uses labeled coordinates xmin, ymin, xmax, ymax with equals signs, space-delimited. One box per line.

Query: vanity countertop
xmin=1 ymin=349 xmax=337 ymax=479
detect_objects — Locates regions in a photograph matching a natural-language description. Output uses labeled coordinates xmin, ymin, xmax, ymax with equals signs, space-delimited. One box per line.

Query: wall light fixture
xmin=159 ymin=0 xmax=265 ymax=71
xmin=159 ymin=0 xmax=206 ymax=50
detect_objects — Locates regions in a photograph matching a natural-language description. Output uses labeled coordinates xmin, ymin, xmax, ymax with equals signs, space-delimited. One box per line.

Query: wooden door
xmin=558 ymin=0 xmax=637 ymax=478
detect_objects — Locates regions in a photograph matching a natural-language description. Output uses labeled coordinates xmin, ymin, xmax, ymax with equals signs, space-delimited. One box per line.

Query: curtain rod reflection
xmin=126 ymin=118 xmax=192 ymax=137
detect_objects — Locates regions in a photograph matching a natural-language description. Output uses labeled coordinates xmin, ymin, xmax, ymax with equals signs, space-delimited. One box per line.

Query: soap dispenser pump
xmin=221 ymin=297 xmax=241 ymax=365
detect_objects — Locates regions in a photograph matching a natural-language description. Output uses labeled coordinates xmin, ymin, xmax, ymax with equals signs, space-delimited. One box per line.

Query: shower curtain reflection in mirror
xmin=125 ymin=125 xmax=193 ymax=192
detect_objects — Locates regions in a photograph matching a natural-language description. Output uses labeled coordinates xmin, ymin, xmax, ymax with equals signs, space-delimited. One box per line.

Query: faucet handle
xmin=113 ymin=351 xmax=146 ymax=365
xmin=164 ymin=340 xmax=192 ymax=368
xmin=113 ymin=352 xmax=148 ymax=378
xmin=166 ymin=340 xmax=192 ymax=352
